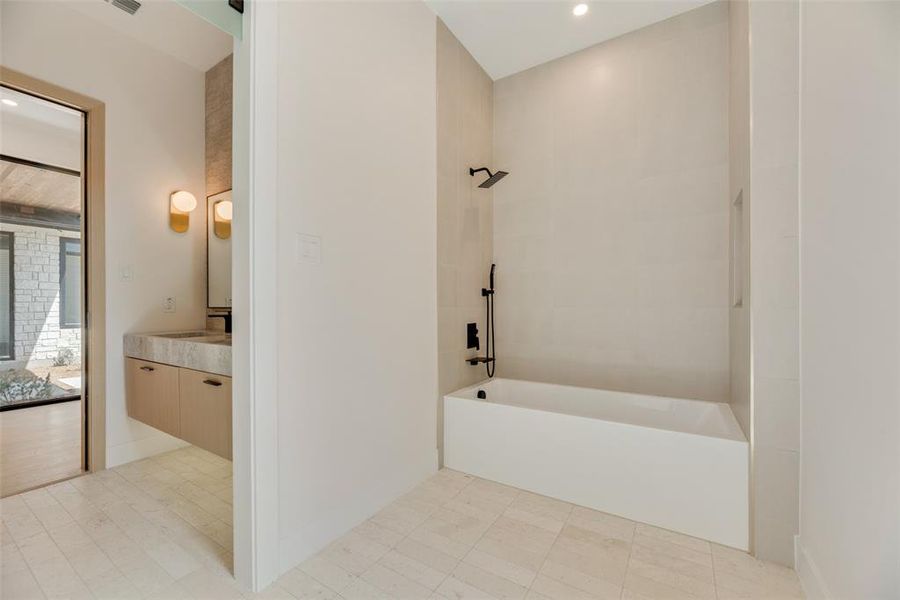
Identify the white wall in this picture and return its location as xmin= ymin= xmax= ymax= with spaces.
xmin=493 ymin=1 xmax=730 ymax=404
xmin=1 ymin=1 xmax=208 ymax=466
xmin=275 ymin=1 xmax=438 ymax=571
xmin=798 ymin=2 xmax=900 ymax=598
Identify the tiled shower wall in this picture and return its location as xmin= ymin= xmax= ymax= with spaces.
xmin=748 ymin=0 xmax=801 ymax=566
xmin=492 ymin=2 xmax=730 ymax=403
xmin=436 ymin=20 xmax=494 ymax=464
xmin=731 ymin=0 xmax=801 ymax=566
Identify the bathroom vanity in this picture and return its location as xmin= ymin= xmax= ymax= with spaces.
xmin=124 ymin=331 xmax=232 ymax=459
xmin=123 ymin=186 xmax=235 ymax=459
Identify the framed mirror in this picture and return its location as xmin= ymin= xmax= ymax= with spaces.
xmin=207 ymin=189 xmax=232 ymax=309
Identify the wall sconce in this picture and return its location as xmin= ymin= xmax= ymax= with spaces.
xmin=214 ymin=199 xmax=233 ymax=239
xmin=169 ymin=190 xmax=197 ymax=233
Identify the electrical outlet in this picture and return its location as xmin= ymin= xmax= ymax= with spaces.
xmin=121 ymin=266 xmax=133 ymax=282
xmin=163 ymin=297 xmax=176 ymax=313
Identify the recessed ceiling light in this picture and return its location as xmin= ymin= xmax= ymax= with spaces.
xmin=573 ymin=3 xmax=588 ymax=16
xmin=1 ymin=99 xmax=18 ymax=107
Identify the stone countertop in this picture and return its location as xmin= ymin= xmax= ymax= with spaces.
xmin=124 ymin=331 xmax=232 ymax=377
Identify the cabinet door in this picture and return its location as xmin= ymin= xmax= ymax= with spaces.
xmin=125 ymin=358 xmax=180 ymax=437
xmin=179 ymin=368 xmax=232 ymax=460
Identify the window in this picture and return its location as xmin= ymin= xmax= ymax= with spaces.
xmin=0 ymin=232 xmax=12 ymax=360
xmin=59 ymin=238 xmax=81 ymax=328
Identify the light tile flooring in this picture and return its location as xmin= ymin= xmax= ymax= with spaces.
xmin=1 ymin=449 xmax=804 ymax=600
xmin=1 ymin=446 xmax=233 ymax=600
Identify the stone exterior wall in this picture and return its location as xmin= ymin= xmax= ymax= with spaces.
xmin=1 ymin=222 xmax=81 ymax=367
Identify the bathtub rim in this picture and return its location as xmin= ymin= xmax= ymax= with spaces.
xmin=444 ymin=377 xmax=748 ymax=444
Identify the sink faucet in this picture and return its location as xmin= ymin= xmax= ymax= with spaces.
xmin=210 ymin=312 xmax=232 ymax=334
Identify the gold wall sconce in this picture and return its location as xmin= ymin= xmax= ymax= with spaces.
xmin=169 ymin=190 xmax=197 ymax=233
xmin=213 ymin=199 xmax=233 ymax=239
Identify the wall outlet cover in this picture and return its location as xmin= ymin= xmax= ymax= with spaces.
xmin=163 ymin=297 xmax=176 ymax=313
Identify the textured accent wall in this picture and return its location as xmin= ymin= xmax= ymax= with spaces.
xmin=493 ymin=2 xmax=730 ymax=404
xmin=436 ymin=19 xmax=494 ymax=464
xmin=206 ymin=54 xmax=233 ymax=198
xmin=205 ymin=54 xmax=232 ymax=326
xmin=0 ymin=224 xmax=81 ymax=364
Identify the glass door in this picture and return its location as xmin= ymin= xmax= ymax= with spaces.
xmin=0 ymin=85 xmax=86 ymax=497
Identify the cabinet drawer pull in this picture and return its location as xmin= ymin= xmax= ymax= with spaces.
xmin=140 ymin=366 xmax=155 ymax=372
xmin=203 ymin=379 xmax=223 ymax=387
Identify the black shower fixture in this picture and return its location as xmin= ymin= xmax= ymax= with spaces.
xmin=469 ymin=167 xmax=509 ymax=189
xmin=466 ymin=264 xmax=497 ymax=378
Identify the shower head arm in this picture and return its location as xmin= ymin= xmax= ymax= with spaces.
xmin=469 ymin=167 xmax=494 ymax=178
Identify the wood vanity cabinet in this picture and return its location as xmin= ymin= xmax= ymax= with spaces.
xmin=125 ymin=357 xmax=232 ymax=459
xmin=179 ymin=369 xmax=232 ymax=460
xmin=125 ymin=358 xmax=181 ymax=437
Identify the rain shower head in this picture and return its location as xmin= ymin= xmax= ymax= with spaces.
xmin=469 ymin=167 xmax=509 ymax=189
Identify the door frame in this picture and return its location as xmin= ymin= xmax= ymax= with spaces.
xmin=231 ymin=0 xmax=280 ymax=590
xmin=0 ymin=67 xmax=107 ymax=473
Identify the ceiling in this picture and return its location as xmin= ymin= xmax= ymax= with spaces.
xmin=427 ymin=0 xmax=717 ymax=80
xmin=1 ymin=87 xmax=83 ymax=172
xmin=1 ymin=160 xmax=81 ymax=214
xmin=65 ymin=0 xmax=233 ymax=72
xmin=1 ymin=87 xmax=82 ymax=132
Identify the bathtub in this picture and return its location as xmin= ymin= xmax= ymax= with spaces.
xmin=443 ymin=378 xmax=749 ymax=550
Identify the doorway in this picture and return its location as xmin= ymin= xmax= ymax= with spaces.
xmin=0 ymin=72 xmax=106 ymax=497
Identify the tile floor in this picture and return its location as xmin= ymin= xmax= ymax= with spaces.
xmin=1 ymin=446 xmax=233 ymax=600
xmin=1 ymin=448 xmax=804 ymax=599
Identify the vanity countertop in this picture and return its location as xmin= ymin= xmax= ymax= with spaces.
xmin=124 ymin=331 xmax=232 ymax=376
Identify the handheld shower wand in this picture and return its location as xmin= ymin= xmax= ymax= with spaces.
xmin=467 ymin=263 xmax=497 ymax=377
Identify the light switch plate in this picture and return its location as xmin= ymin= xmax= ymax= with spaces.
xmin=297 ymin=233 xmax=322 ymax=264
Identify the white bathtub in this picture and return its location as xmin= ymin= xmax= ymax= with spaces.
xmin=443 ymin=378 xmax=749 ymax=550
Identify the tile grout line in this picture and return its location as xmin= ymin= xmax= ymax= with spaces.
xmin=7 ymin=524 xmax=56 ymax=600
xmin=618 ymin=523 xmax=636 ymax=600
xmin=15 ymin=486 xmax=117 ymax=598
xmin=63 ymin=450 xmax=232 ymax=594
xmin=375 ymin=471 xmax=481 ymax=600
xmin=711 ymin=545 xmax=722 ymax=600
xmin=22 ymin=487 xmax=111 ymax=598
xmin=526 ymin=499 xmax=575 ymax=597
xmin=304 ymin=470 xmax=477 ymax=599
xmin=440 ymin=478 xmax=525 ymax=596
xmin=3 ymin=447 xmax=236 ymax=600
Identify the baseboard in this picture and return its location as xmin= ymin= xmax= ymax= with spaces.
xmin=106 ymin=432 xmax=190 ymax=468
xmin=795 ymin=535 xmax=832 ymax=600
